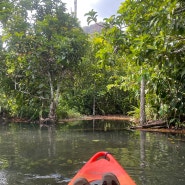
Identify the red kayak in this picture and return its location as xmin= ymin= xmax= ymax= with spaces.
xmin=68 ymin=151 xmax=136 ymax=185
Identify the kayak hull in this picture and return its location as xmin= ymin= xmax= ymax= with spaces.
xmin=68 ymin=151 xmax=136 ymax=185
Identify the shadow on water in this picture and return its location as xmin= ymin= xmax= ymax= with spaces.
xmin=57 ymin=119 xmax=133 ymax=132
xmin=0 ymin=120 xmax=185 ymax=185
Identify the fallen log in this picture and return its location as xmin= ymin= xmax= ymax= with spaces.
xmin=151 ymin=125 xmax=167 ymax=129
xmin=130 ymin=120 xmax=167 ymax=129
xmin=142 ymin=120 xmax=167 ymax=128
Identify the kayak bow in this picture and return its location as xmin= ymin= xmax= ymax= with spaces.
xmin=68 ymin=151 xmax=136 ymax=185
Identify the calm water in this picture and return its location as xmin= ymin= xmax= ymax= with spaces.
xmin=0 ymin=120 xmax=185 ymax=185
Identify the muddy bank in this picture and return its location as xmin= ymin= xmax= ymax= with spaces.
xmin=2 ymin=115 xmax=184 ymax=134
xmin=59 ymin=115 xmax=185 ymax=134
xmin=59 ymin=115 xmax=131 ymax=122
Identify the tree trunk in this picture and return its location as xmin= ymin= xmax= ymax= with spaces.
xmin=48 ymin=99 xmax=56 ymax=120
xmin=48 ymin=85 xmax=61 ymax=122
xmin=47 ymin=72 xmax=61 ymax=123
xmin=140 ymin=76 xmax=146 ymax=125
xmin=93 ymin=95 xmax=96 ymax=116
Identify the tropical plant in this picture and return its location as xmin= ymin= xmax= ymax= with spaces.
xmin=0 ymin=0 xmax=88 ymax=122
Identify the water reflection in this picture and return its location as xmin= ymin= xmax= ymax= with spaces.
xmin=0 ymin=121 xmax=184 ymax=185
xmin=139 ymin=131 xmax=147 ymax=185
xmin=0 ymin=170 xmax=7 ymax=185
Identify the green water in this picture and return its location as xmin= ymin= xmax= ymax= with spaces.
xmin=0 ymin=120 xmax=184 ymax=185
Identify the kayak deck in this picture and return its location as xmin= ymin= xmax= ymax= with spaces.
xmin=68 ymin=151 xmax=136 ymax=185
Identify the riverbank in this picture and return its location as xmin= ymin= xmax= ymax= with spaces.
xmin=59 ymin=115 xmax=131 ymax=122
xmin=2 ymin=115 xmax=185 ymax=134
xmin=59 ymin=115 xmax=185 ymax=134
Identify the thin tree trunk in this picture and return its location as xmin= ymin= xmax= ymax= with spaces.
xmin=48 ymin=72 xmax=57 ymax=122
xmin=48 ymin=100 xmax=56 ymax=120
xmin=55 ymin=83 xmax=61 ymax=106
xmin=93 ymin=95 xmax=96 ymax=116
xmin=48 ymin=72 xmax=54 ymax=119
xmin=140 ymin=76 xmax=146 ymax=125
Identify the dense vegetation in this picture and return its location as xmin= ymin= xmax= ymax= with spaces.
xmin=0 ymin=0 xmax=185 ymax=127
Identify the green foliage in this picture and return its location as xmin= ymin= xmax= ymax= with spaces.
xmin=128 ymin=106 xmax=140 ymax=120
xmin=0 ymin=0 xmax=88 ymax=120
xmin=0 ymin=0 xmax=185 ymax=127
xmin=128 ymin=103 xmax=158 ymax=121
xmin=56 ymin=96 xmax=81 ymax=119
xmin=114 ymin=0 xmax=185 ymax=126
xmin=85 ymin=9 xmax=98 ymax=25
xmin=84 ymin=0 xmax=185 ymax=126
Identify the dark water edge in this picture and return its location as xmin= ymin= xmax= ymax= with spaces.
xmin=0 ymin=120 xmax=185 ymax=185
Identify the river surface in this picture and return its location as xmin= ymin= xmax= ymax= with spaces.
xmin=0 ymin=120 xmax=185 ymax=185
